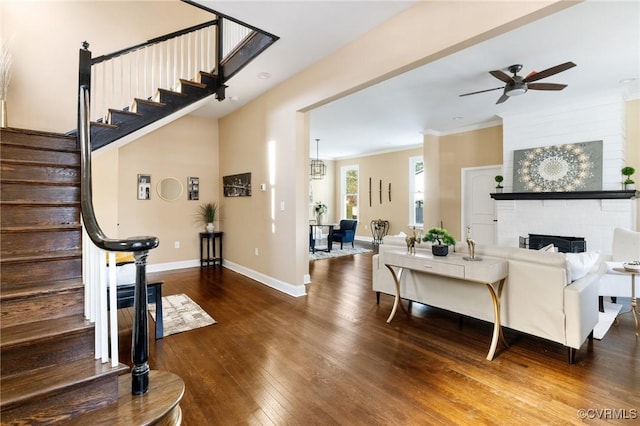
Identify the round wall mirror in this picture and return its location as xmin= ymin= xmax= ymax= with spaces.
xmin=157 ymin=177 xmax=183 ymax=201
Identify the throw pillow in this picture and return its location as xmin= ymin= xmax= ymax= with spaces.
xmin=539 ymin=243 xmax=556 ymax=252
xmin=565 ymin=251 xmax=600 ymax=282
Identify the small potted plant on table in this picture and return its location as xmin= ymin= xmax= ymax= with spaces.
xmin=494 ymin=175 xmax=504 ymax=193
xmin=622 ymin=166 xmax=635 ymax=190
xmin=422 ymin=227 xmax=456 ymax=256
xmin=198 ymin=202 xmax=218 ymax=232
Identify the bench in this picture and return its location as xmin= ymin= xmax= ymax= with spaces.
xmin=108 ymin=281 xmax=164 ymax=340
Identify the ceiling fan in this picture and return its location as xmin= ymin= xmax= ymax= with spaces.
xmin=459 ymin=62 xmax=576 ymax=104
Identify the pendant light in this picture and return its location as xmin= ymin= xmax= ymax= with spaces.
xmin=310 ymin=138 xmax=326 ymax=180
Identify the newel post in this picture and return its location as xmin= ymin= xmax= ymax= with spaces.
xmin=131 ymin=250 xmax=150 ymax=395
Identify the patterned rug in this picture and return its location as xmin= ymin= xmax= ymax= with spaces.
xmin=593 ymin=300 xmax=624 ymax=340
xmin=309 ymin=247 xmax=372 ymax=261
xmin=149 ymin=293 xmax=216 ymax=337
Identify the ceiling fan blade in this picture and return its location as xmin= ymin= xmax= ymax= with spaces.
xmin=527 ymin=82 xmax=568 ymax=91
xmin=489 ymin=70 xmax=513 ymax=83
xmin=459 ymin=86 xmax=505 ymax=97
xmin=524 ymin=61 xmax=576 ymax=82
xmin=496 ymin=93 xmax=509 ymax=104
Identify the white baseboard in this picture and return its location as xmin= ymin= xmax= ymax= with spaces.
xmin=147 ymin=259 xmax=200 ymax=273
xmin=148 ymin=259 xmax=307 ymax=297
xmin=223 ymin=260 xmax=307 ymax=297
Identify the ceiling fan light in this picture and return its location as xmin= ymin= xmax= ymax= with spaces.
xmin=506 ymin=82 xmax=528 ymax=97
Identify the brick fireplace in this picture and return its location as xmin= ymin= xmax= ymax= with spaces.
xmin=495 ymin=93 xmax=637 ymax=254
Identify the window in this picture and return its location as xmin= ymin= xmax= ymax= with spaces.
xmin=409 ymin=156 xmax=424 ymax=227
xmin=341 ymin=165 xmax=359 ymax=220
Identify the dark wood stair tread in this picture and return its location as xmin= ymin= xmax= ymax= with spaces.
xmin=0 ymin=140 xmax=79 ymax=154
xmin=2 ymin=223 xmax=82 ymax=233
xmin=65 ymin=370 xmax=185 ymax=426
xmin=1 ymin=158 xmax=80 ymax=168
xmin=133 ymin=98 xmax=166 ymax=107
xmin=0 ymin=200 xmax=80 ymax=206
xmin=0 ymin=249 xmax=82 ymax=264
xmin=0 ymin=314 xmax=92 ymax=349
xmin=179 ymin=78 xmax=207 ymax=89
xmin=157 ymin=88 xmax=188 ymax=98
xmin=0 ymin=358 xmax=129 ymax=411
xmin=0 ymin=278 xmax=84 ymax=301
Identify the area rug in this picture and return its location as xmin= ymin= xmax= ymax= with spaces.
xmin=149 ymin=293 xmax=216 ymax=337
xmin=309 ymin=247 xmax=372 ymax=261
xmin=593 ymin=301 xmax=623 ymax=340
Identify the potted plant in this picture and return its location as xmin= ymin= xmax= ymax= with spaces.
xmin=494 ymin=175 xmax=504 ymax=193
xmin=197 ymin=202 xmax=218 ymax=232
xmin=621 ymin=166 xmax=635 ymax=190
xmin=314 ymin=201 xmax=327 ymax=225
xmin=422 ymin=227 xmax=456 ymax=256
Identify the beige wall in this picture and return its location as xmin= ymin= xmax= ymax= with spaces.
xmin=93 ymin=115 xmax=219 ymax=265
xmin=335 ymin=148 xmax=422 ymax=239
xmin=1 ymin=0 xmax=210 ymax=132
xmin=626 ymin=99 xmax=640 ymax=229
xmin=4 ymin=0 xmax=574 ymax=292
xmin=219 ymin=1 xmax=566 ymax=292
xmin=437 ymin=125 xmax=503 ymax=241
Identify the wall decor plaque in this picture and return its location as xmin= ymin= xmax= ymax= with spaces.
xmin=513 ymin=140 xmax=602 ymax=192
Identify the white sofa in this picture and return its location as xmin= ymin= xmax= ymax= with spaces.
xmin=372 ymin=237 xmax=603 ymax=363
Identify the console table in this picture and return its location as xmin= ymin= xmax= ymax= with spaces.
xmin=309 ymin=224 xmax=335 ymax=253
xmin=382 ymin=251 xmax=508 ymax=360
xmin=200 ymin=232 xmax=223 ymax=267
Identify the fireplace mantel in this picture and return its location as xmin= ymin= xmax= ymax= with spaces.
xmin=490 ymin=190 xmax=638 ymax=200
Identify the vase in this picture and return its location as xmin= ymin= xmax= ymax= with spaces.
xmin=495 ymin=187 xmax=503 ymax=193
xmin=316 ymin=214 xmax=323 ymax=225
xmin=0 ymin=100 xmax=6 ymax=128
xmin=206 ymin=223 xmax=215 ymax=233
xmin=432 ymin=245 xmax=449 ymax=256
xmin=625 ymin=183 xmax=636 ymax=191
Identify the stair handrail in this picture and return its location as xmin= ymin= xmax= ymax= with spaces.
xmin=91 ymin=19 xmax=218 ymax=65
xmin=79 ymin=43 xmax=159 ymax=396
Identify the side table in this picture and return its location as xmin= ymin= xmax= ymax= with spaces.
xmin=200 ymin=232 xmax=223 ymax=267
xmin=612 ymin=267 xmax=639 ymax=337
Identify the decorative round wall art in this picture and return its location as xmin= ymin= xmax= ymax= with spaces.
xmin=513 ymin=141 xmax=603 ymax=192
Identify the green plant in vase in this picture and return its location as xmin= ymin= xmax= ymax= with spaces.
xmin=422 ymin=227 xmax=456 ymax=256
xmin=197 ymin=202 xmax=218 ymax=232
xmin=494 ymin=175 xmax=504 ymax=192
xmin=621 ymin=166 xmax=635 ymax=190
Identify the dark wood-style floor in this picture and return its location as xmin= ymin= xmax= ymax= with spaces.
xmin=117 ymin=249 xmax=639 ymax=425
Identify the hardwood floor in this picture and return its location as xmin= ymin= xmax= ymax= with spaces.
xmin=117 ymin=251 xmax=639 ymax=425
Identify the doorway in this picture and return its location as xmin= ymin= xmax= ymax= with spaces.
xmin=462 ymin=166 xmax=501 ymax=245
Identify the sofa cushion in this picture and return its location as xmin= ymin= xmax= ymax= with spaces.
xmin=565 ymin=251 xmax=600 ymax=281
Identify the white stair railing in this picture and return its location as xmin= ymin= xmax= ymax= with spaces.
xmin=82 ymin=226 xmax=120 ymax=367
xmin=90 ymin=17 xmax=253 ymax=124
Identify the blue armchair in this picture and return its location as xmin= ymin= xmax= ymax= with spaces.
xmin=331 ymin=219 xmax=358 ymax=249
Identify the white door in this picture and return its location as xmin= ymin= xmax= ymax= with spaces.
xmin=462 ymin=166 xmax=500 ymax=245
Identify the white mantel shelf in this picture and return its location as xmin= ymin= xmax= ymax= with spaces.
xmin=490 ymin=190 xmax=638 ymax=201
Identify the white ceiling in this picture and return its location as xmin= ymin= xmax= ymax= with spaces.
xmin=190 ymin=1 xmax=640 ymax=160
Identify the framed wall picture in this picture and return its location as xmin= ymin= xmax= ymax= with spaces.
xmin=188 ymin=176 xmax=199 ymax=200
xmin=223 ymin=172 xmax=252 ymax=197
xmin=513 ymin=140 xmax=603 ymax=192
xmin=137 ymin=174 xmax=151 ymax=200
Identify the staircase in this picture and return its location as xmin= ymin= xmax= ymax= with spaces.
xmin=0 ymin=4 xmax=277 ymax=422
xmin=84 ymin=72 xmax=224 ymax=150
xmin=0 ymin=128 xmax=183 ymax=424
